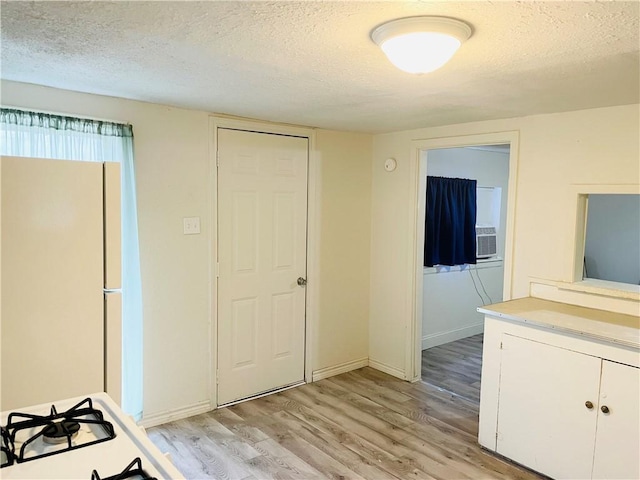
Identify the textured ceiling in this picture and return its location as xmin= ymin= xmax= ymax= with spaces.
xmin=1 ymin=1 xmax=638 ymax=133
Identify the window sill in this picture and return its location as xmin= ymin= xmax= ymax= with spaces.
xmin=423 ymin=257 xmax=503 ymax=275
xmin=557 ymin=278 xmax=640 ymax=301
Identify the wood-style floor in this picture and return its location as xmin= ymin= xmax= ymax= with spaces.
xmin=149 ymin=337 xmax=543 ymax=480
xmin=421 ymin=334 xmax=483 ymax=405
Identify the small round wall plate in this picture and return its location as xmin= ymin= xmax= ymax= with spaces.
xmin=384 ymin=158 xmax=397 ymax=172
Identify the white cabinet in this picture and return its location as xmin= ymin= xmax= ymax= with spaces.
xmin=496 ymin=335 xmax=639 ymax=479
xmin=478 ymin=298 xmax=640 ymax=480
xmin=497 ymin=335 xmax=600 ymax=479
xmin=592 ymin=359 xmax=640 ymax=480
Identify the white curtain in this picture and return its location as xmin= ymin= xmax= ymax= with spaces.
xmin=1 ymin=109 xmax=144 ymax=420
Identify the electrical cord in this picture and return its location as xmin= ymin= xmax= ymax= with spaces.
xmin=468 ymin=266 xmax=486 ymax=305
xmin=473 ymin=264 xmax=493 ymax=304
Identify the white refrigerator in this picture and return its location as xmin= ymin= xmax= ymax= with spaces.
xmin=0 ymin=156 xmax=122 ymax=411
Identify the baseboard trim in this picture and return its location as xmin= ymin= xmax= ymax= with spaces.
xmin=139 ymin=400 xmax=212 ymax=429
xmin=312 ymin=357 xmax=369 ymax=382
xmin=422 ymin=323 xmax=484 ymax=350
xmin=368 ymin=359 xmax=406 ymax=380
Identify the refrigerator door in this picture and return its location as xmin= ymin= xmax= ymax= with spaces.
xmin=104 ymin=162 xmax=121 ymax=290
xmin=1 ymin=156 xmax=104 ymax=410
xmin=104 ymin=162 xmax=123 ymax=406
xmin=105 ymin=291 xmax=122 ymax=406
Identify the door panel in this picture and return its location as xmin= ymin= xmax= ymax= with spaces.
xmin=273 ymin=193 xmax=296 ymax=269
xmin=231 ymin=297 xmax=258 ymax=368
xmin=497 ymin=334 xmax=601 ymax=480
xmin=592 ymin=361 xmax=640 ymax=480
xmin=232 ymin=192 xmax=258 ymax=273
xmin=1 ymin=156 xmax=104 ymax=410
xmin=272 ymin=292 xmax=294 ymax=358
xmin=217 ymin=129 xmax=308 ymax=405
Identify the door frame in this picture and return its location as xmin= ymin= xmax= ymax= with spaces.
xmin=208 ymin=116 xmax=318 ymax=408
xmin=408 ymin=131 xmax=520 ymax=381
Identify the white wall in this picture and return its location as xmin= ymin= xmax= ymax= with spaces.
xmin=422 ymin=147 xmax=509 ymax=349
xmin=315 ymin=130 xmax=371 ymax=371
xmin=422 ymin=263 xmax=503 ymax=349
xmin=1 ymin=80 xmax=373 ymax=420
xmin=371 ymin=104 xmax=640 ymax=378
xmin=2 ymin=81 xmax=212 ymax=419
xmin=584 ymin=194 xmax=640 ymax=285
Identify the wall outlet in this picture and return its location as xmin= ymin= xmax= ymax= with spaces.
xmin=183 ymin=217 xmax=201 ymax=235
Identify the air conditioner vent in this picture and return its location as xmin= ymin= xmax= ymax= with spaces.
xmin=476 ymin=226 xmax=495 ymax=235
xmin=476 ymin=226 xmax=497 ymax=259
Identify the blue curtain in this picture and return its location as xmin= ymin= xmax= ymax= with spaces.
xmin=424 ymin=176 xmax=477 ymax=267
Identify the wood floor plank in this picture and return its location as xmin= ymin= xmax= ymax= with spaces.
xmin=422 ymin=334 xmax=484 ymax=404
xmin=286 ymin=425 xmax=405 ymax=479
xmin=149 ymin=335 xmax=545 ymax=479
xmin=256 ymin=417 xmax=369 ymax=480
xmin=321 ymin=376 xmax=507 ymax=479
xmin=314 ymin=377 xmax=511 ymax=480
xmin=276 ymin=403 xmax=433 ymax=480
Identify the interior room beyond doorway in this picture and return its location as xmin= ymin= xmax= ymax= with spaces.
xmin=420 ymin=145 xmax=510 ymax=385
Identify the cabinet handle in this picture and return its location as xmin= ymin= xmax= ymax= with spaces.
xmin=585 ymin=401 xmax=594 ymax=409
xmin=601 ymin=405 xmax=610 ymax=414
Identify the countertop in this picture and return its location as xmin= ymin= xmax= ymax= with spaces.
xmin=478 ymin=297 xmax=640 ymax=349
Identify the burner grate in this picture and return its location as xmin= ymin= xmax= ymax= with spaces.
xmin=3 ymin=397 xmax=116 ymax=464
xmin=1 ymin=427 xmax=14 ymax=467
xmin=91 ymin=457 xmax=158 ymax=480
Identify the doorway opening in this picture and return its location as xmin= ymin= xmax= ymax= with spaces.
xmin=413 ymin=140 xmax=516 ymax=402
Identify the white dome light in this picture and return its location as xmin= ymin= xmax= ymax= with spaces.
xmin=371 ymin=16 xmax=472 ymax=74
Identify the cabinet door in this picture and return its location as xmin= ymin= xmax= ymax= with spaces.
xmin=592 ymin=360 xmax=640 ymax=480
xmin=497 ymin=334 xmax=601 ymax=479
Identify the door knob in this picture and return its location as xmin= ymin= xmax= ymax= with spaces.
xmin=601 ymin=405 xmax=610 ymax=414
xmin=297 ymin=277 xmax=307 ymax=287
xmin=585 ymin=401 xmax=594 ymax=409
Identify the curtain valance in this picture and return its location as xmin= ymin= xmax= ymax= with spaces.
xmin=1 ymin=108 xmax=132 ymax=137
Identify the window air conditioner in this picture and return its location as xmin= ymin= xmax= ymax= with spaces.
xmin=476 ymin=226 xmax=497 ymax=259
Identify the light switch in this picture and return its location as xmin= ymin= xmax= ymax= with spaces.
xmin=183 ymin=217 xmax=201 ymax=235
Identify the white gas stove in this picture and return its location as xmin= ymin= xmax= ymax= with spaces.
xmin=0 ymin=393 xmax=183 ymax=479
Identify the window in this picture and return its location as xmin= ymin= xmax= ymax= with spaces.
xmin=1 ymin=108 xmax=144 ymax=420
xmin=584 ymin=194 xmax=640 ymax=285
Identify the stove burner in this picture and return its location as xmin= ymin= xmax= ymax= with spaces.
xmin=91 ymin=457 xmax=158 ymax=480
xmin=2 ymin=397 xmax=116 ymax=464
xmin=41 ymin=420 xmax=81 ymax=444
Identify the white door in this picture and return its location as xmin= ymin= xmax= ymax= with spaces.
xmin=496 ymin=334 xmax=601 ymax=480
xmin=592 ymin=360 xmax=640 ymax=480
xmin=217 ymin=129 xmax=308 ymax=405
xmin=1 ymin=156 xmax=104 ymax=410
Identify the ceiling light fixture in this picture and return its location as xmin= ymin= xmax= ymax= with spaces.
xmin=371 ymin=16 xmax=472 ymax=74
